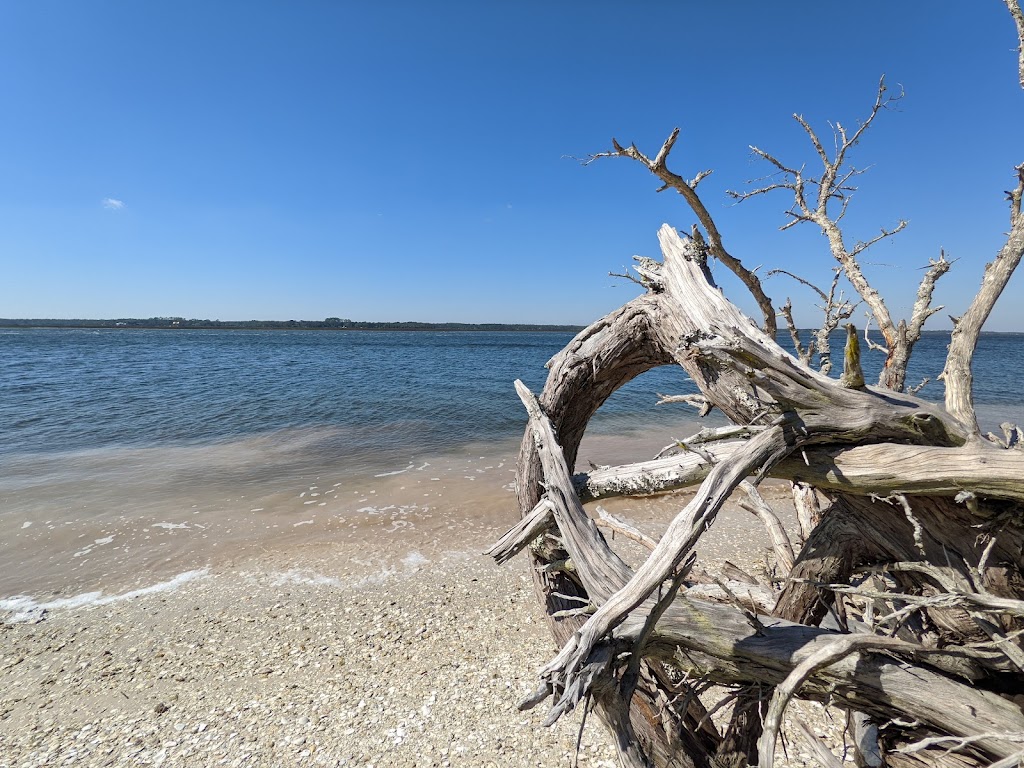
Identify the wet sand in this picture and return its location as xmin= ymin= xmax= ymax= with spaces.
xmin=1 ymin=417 xmax=733 ymax=605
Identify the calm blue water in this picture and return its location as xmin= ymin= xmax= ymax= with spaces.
xmin=1 ymin=328 xmax=1021 ymax=459
xmin=1 ymin=327 xmax=1021 ymax=603
xmin=0 ymin=329 xmax=696 ymax=460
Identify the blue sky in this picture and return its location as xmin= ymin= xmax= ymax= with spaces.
xmin=1 ymin=2 xmax=1022 ymax=328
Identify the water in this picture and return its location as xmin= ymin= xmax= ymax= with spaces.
xmin=0 ymin=329 xmax=698 ymax=459
xmin=1 ymin=327 xmax=1021 ymax=608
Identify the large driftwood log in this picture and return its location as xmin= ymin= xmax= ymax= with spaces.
xmin=493 ymin=224 xmax=1024 ymax=768
xmin=576 ymin=440 xmax=1024 ymax=505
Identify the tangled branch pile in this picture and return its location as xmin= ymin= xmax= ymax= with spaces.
xmin=489 ymin=4 xmax=1024 ymax=766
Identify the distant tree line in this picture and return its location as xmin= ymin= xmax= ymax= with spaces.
xmin=0 ymin=317 xmax=585 ymax=332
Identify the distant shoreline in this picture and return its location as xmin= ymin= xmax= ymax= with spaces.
xmin=0 ymin=318 xmax=585 ymax=332
xmin=3 ymin=319 xmax=1022 ymax=336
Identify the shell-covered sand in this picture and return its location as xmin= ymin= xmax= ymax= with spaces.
xmin=2 ymin=497 xmax=845 ymax=767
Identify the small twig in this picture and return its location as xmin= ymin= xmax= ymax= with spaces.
xmin=551 ymin=592 xmax=591 ymax=605
xmin=907 ymin=377 xmax=930 ymax=395
xmin=608 ymin=270 xmax=648 ymax=288
xmin=655 ymin=392 xmax=714 ymax=417
xmin=862 ymin=313 xmax=889 ymax=354
xmin=654 ymin=424 xmax=763 ymax=458
xmin=896 ymin=732 xmax=1024 ymax=757
xmin=766 ymin=268 xmax=830 ymax=302
xmin=672 ymin=439 xmax=716 ymax=465
xmin=850 ymin=221 xmax=908 ymax=258
xmin=819 ymin=581 xmax=1024 ymax=620
xmin=594 ymin=507 xmax=658 ymax=552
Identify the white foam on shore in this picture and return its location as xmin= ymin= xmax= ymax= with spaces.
xmin=267 ymin=551 xmax=431 ymax=592
xmin=374 ymin=463 xmax=414 ymax=478
xmin=72 ymin=535 xmax=117 ymax=558
xmin=0 ymin=568 xmax=210 ymax=624
xmin=402 ymin=551 xmax=428 ymax=570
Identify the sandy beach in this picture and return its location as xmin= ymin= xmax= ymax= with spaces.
xmin=1 ymin=547 xmax=622 ymax=768
xmin=1 ymin=480 xmax=846 ymax=768
xmin=0 ymin=355 xmax=843 ymax=768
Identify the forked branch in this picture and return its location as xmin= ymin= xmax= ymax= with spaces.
xmin=732 ymin=77 xmax=956 ymax=391
xmin=768 ymin=267 xmax=857 ymax=375
xmin=580 ymin=130 xmax=777 ymax=336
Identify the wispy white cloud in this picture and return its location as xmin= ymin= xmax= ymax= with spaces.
xmin=102 ymin=198 xmax=125 ymax=210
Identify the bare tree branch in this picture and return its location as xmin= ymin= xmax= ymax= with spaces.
xmin=594 ymin=506 xmax=658 ymax=552
xmin=850 ymin=220 xmax=908 ymax=258
xmin=907 ymin=250 xmax=953 ymax=342
xmin=581 ymin=128 xmax=777 ymax=336
xmin=767 ymin=268 xmax=830 ymax=302
xmin=877 ymin=250 xmax=954 ymax=391
xmin=758 ymin=635 xmax=925 ymax=768
xmin=738 ymin=481 xmax=796 ymax=574
xmin=778 ymin=297 xmax=812 ymax=364
xmin=767 ymin=268 xmax=857 ymax=375
xmin=1007 ymin=0 xmax=1024 ymax=89
xmin=863 ymin=313 xmax=890 ymax=354
xmin=734 ymin=78 xmax=956 ymax=390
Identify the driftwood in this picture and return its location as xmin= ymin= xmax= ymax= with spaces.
xmin=490 ymin=11 xmax=1024 ymax=766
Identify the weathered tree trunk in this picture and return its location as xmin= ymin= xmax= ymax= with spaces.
xmin=491 ymin=225 xmax=1024 ymax=768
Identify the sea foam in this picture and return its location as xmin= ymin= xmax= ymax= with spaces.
xmin=0 ymin=568 xmax=209 ymax=624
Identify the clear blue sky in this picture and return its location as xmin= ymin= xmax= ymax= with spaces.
xmin=1 ymin=2 xmax=1022 ymax=328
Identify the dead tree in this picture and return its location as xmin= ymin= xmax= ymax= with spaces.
xmin=489 ymin=4 xmax=1024 ymax=766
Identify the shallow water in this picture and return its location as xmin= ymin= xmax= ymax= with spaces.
xmin=1 ymin=328 xmax=1021 ymax=604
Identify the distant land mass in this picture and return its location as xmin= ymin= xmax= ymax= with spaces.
xmin=0 ymin=317 xmax=585 ymax=332
xmin=4 ymin=318 xmax=1020 ymax=337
